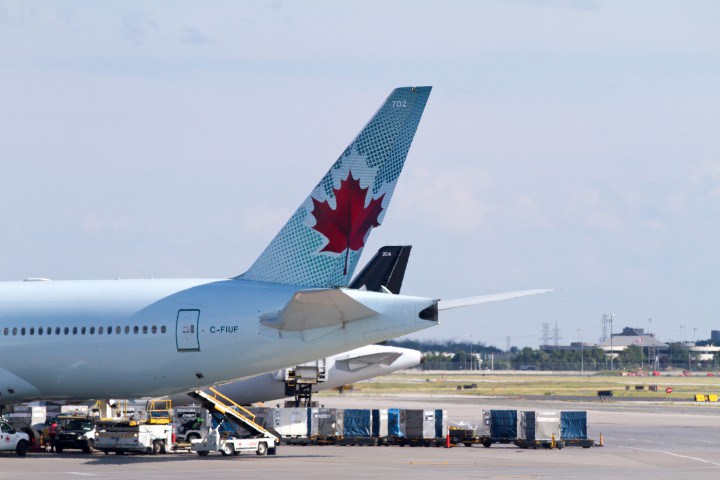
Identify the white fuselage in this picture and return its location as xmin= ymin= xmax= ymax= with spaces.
xmin=0 ymin=278 xmax=436 ymax=403
xmin=172 ymin=344 xmax=422 ymax=406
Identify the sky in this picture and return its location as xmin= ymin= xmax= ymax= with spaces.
xmin=1 ymin=0 xmax=719 ymax=349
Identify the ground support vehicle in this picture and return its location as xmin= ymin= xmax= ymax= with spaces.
xmin=94 ymin=420 xmax=173 ymax=455
xmin=188 ymin=388 xmax=280 ymax=457
xmin=514 ymin=438 xmax=564 ymax=449
xmin=338 ymin=436 xmax=378 ymax=446
xmin=562 ymin=438 xmax=597 ymax=448
xmin=192 ymin=428 xmax=276 ymax=457
xmin=174 ymin=405 xmax=206 ymax=444
xmin=448 ymin=427 xmax=492 ymax=448
xmin=0 ymin=420 xmax=30 ymax=456
xmin=54 ymin=418 xmax=97 ymax=453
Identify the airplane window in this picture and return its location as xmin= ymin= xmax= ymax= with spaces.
xmin=56 ymin=327 xmax=61 ymax=335
xmin=90 ymin=326 xmax=95 ymax=334
xmin=3 ymin=328 xmax=7 ymax=335
xmin=133 ymin=326 xmax=139 ymax=334
xmin=117 ymin=326 xmax=122 ymax=334
xmin=124 ymin=326 xmax=130 ymax=334
xmin=72 ymin=327 xmax=78 ymax=335
xmin=161 ymin=326 xmax=167 ymax=334
xmin=12 ymin=327 xmax=17 ymax=335
xmin=142 ymin=326 xmax=148 ymax=334
xmin=151 ymin=325 xmax=157 ymax=334
xmin=81 ymin=327 xmax=86 ymax=335
xmin=30 ymin=327 xmax=35 ymax=335
xmin=39 ymin=327 xmax=44 ymax=335
xmin=64 ymin=327 xmax=69 ymax=335
xmin=21 ymin=328 xmax=26 ymax=336
xmin=98 ymin=327 xmax=103 ymax=334
xmin=47 ymin=327 xmax=52 ymax=335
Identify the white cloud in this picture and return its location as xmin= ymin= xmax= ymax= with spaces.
xmin=397 ymin=167 xmax=494 ymax=233
xmin=584 ymin=211 xmax=623 ymax=232
xmin=179 ymin=26 xmax=210 ymax=45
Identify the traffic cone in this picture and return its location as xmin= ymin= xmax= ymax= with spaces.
xmin=599 ymin=433 xmax=604 ymax=447
xmin=445 ymin=433 xmax=451 ymax=448
xmin=551 ymin=433 xmax=556 ymax=449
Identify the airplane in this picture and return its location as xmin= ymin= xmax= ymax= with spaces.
xmin=0 ymin=86 xmax=553 ymax=407
xmin=170 ymin=246 xmax=422 ymax=406
xmin=179 ymin=344 xmax=422 ymax=407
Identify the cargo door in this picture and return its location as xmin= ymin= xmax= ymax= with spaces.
xmin=176 ymin=309 xmax=200 ymax=351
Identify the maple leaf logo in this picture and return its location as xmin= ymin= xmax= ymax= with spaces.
xmin=311 ymin=170 xmax=385 ymax=275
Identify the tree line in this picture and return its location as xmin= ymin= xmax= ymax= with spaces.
xmin=386 ymin=339 xmax=719 ymax=371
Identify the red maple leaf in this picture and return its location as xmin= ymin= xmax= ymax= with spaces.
xmin=311 ymin=170 xmax=385 ymax=275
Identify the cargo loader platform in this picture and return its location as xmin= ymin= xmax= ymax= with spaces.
xmin=188 ymin=388 xmax=280 ymax=444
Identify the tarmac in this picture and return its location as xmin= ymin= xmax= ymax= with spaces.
xmin=3 ymin=394 xmax=720 ymax=479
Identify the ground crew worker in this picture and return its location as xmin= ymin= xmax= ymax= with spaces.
xmin=48 ymin=420 xmax=59 ymax=453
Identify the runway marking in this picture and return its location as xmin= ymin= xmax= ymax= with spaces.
xmin=410 ymin=461 xmax=449 ymax=466
xmin=66 ymin=474 xmax=98 ymax=477
xmin=621 ymin=446 xmax=720 ymax=467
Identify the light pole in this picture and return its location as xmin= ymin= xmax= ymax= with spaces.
xmin=609 ymin=313 xmax=614 ymax=371
xmin=470 ymin=334 xmax=474 ymax=371
xmin=646 ymin=318 xmax=652 ymax=372
xmin=578 ymin=328 xmax=584 ymax=375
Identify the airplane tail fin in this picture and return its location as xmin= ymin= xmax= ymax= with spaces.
xmin=349 ymin=245 xmax=412 ymax=294
xmin=239 ymin=87 xmax=431 ymax=287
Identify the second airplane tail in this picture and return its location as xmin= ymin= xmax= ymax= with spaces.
xmin=239 ymin=87 xmax=431 ymax=288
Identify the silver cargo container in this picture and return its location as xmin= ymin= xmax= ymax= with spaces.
xmin=271 ymin=408 xmax=308 ymax=438
xmin=405 ymin=409 xmax=436 ymax=439
xmin=518 ymin=410 xmax=561 ymax=442
xmin=308 ymin=408 xmax=343 ymax=438
xmin=477 ymin=410 xmax=491 ymax=437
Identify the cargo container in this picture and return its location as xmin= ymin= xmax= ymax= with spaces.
xmin=308 ymin=408 xmax=343 ymax=440
xmin=560 ymin=411 xmax=587 ymax=439
xmin=272 ymin=408 xmax=308 ymax=438
xmin=516 ymin=411 xmax=562 ymax=448
xmin=343 ymin=409 xmax=372 ymax=438
xmin=388 ymin=408 xmax=406 ymax=438
xmin=435 ymin=409 xmax=448 ymax=440
xmin=560 ymin=411 xmax=594 ymax=447
xmin=405 ymin=410 xmax=436 ymax=440
xmin=489 ymin=409 xmax=517 ymax=445
xmin=372 ymin=409 xmax=388 ymax=438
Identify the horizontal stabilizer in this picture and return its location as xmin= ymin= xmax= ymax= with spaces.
xmin=260 ymin=289 xmax=378 ymax=331
xmin=438 ymin=289 xmax=557 ymax=311
xmin=336 ymin=351 xmax=403 ymax=372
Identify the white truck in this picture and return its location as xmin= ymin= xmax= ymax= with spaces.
xmin=94 ymin=420 xmax=173 ymax=455
xmin=0 ymin=420 xmax=30 ymax=457
xmin=192 ymin=427 xmax=276 ymax=457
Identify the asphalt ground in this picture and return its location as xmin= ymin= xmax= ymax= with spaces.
xmin=2 ymin=394 xmax=720 ymax=479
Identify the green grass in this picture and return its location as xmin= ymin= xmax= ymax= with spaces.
xmin=318 ymin=372 xmax=720 ymax=399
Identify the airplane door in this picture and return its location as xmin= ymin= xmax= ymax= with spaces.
xmin=176 ymin=309 xmax=200 ymax=351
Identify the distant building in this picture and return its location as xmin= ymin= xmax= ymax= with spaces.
xmin=711 ymin=330 xmax=720 ymax=344
xmin=597 ymin=334 xmax=667 ymax=356
xmin=617 ymin=327 xmax=649 ymax=337
xmin=540 ymin=342 xmax=596 ymax=353
xmin=679 ymin=343 xmax=720 ymax=361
